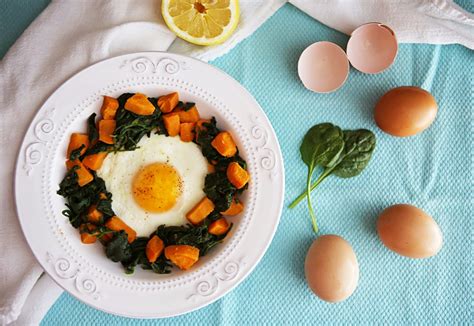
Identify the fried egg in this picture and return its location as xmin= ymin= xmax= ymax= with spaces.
xmin=96 ymin=134 xmax=208 ymax=237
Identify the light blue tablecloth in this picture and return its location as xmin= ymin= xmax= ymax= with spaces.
xmin=4 ymin=2 xmax=472 ymax=325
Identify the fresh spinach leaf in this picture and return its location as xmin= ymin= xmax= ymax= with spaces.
xmin=299 ymin=123 xmax=344 ymax=233
xmin=332 ymin=129 xmax=376 ymax=178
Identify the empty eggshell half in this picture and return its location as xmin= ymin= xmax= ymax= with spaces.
xmin=298 ymin=41 xmax=350 ymax=93
xmin=346 ymin=23 xmax=398 ymax=74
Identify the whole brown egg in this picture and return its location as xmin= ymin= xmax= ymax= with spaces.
xmin=374 ymin=86 xmax=437 ymax=137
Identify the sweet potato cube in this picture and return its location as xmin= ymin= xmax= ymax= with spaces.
xmin=227 ymin=162 xmax=249 ymax=189
xmin=98 ymin=119 xmax=116 ymax=144
xmin=105 ymin=216 xmax=137 ymax=243
xmin=87 ymin=205 xmax=103 ymax=224
xmin=164 ymin=245 xmax=199 ymax=270
xmin=66 ymin=160 xmax=94 ymax=187
xmin=157 ymin=92 xmax=179 ymax=113
xmin=100 ymin=96 xmax=119 ymax=120
xmin=146 ymin=235 xmax=164 ymax=263
xmin=66 ymin=133 xmax=89 ymax=158
xmin=208 ymin=217 xmax=230 ymax=236
xmin=82 ymin=152 xmax=108 ymax=171
xmin=125 ymin=93 xmax=155 ymax=115
xmin=186 ymin=197 xmax=215 ymax=225
xmin=163 ymin=113 xmax=180 ymax=136
xmin=221 ymin=199 xmax=244 ymax=216
xmin=180 ymin=122 xmax=195 ymax=142
xmin=211 ymin=131 xmax=237 ymax=157
xmin=177 ymin=106 xmax=200 ymax=123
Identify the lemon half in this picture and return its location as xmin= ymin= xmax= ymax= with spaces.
xmin=162 ymin=0 xmax=240 ymax=46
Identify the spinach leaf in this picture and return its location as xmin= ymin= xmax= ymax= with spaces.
xmin=84 ymin=141 xmax=111 ymax=156
xmin=289 ymin=125 xmax=376 ymax=234
xmin=87 ymin=113 xmax=98 ymax=143
xmin=299 ymin=123 xmax=344 ymax=233
xmin=204 ymin=172 xmax=235 ymax=212
xmin=121 ymin=237 xmax=172 ymax=274
xmin=69 ymin=144 xmax=85 ymax=161
xmin=332 ymin=129 xmax=376 ymax=178
xmin=106 ymin=231 xmax=132 ymax=262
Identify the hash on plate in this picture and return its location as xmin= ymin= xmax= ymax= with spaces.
xmin=57 ymin=92 xmax=249 ymax=274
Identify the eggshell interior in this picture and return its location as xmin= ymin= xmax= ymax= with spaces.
xmin=298 ymin=41 xmax=349 ymax=93
xmin=347 ymin=23 xmax=398 ymax=74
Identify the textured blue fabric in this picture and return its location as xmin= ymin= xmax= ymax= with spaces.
xmin=35 ymin=3 xmax=472 ymax=325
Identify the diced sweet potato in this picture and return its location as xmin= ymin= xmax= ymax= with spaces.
xmin=163 ymin=113 xmax=180 ymax=137
xmin=79 ymin=223 xmax=97 ymax=244
xmin=66 ymin=160 xmax=94 ymax=187
xmin=105 ymin=216 xmax=137 ymax=243
xmin=125 ymin=93 xmax=155 ymax=115
xmin=146 ymin=235 xmax=164 ymax=263
xmin=66 ymin=133 xmax=89 ymax=158
xmin=186 ymin=197 xmax=215 ymax=225
xmin=87 ymin=205 xmax=103 ymax=224
xmin=227 ymin=162 xmax=249 ymax=189
xmin=100 ymin=96 xmax=119 ymax=120
xmin=157 ymin=92 xmax=179 ymax=113
xmin=208 ymin=217 xmax=230 ymax=236
xmin=211 ymin=131 xmax=237 ymax=157
xmin=221 ymin=199 xmax=244 ymax=216
xmin=82 ymin=152 xmax=108 ymax=171
xmin=207 ymin=163 xmax=215 ymax=173
xmin=180 ymin=122 xmax=195 ymax=142
xmin=98 ymin=119 xmax=116 ymax=144
xmin=176 ymin=106 xmax=200 ymax=123
xmin=164 ymin=245 xmax=199 ymax=270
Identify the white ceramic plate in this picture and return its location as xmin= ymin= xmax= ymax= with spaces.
xmin=15 ymin=52 xmax=284 ymax=318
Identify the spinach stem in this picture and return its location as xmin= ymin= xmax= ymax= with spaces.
xmin=306 ymin=163 xmax=318 ymax=234
xmin=289 ymin=167 xmax=333 ymax=209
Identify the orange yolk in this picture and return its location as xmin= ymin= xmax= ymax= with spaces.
xmin=132 ymin=163 xmax=182 ymax=212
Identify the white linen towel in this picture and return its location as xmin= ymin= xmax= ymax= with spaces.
xmin=1 ymin=0 xmax=472 ymax=324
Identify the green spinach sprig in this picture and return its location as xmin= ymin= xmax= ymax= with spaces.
xmin=290 ymin=123 xmax=376 ymax=233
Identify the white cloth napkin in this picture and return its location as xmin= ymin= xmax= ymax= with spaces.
xmin=1 ymin=0 xmax=472 ymax=324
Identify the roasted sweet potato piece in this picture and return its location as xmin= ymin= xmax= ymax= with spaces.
xmin=211 ymin=131 xmax=237 ymax=157
xmin=105 ymin=216 xmax=137 ymax=243
xmin=100 ymin=96 xmax=119 ymax=120
xmin=66 ymin=160 xmax=94 ymax=187
xmin=66 ymin=133 xmax=89 ymax=158
xmin=98 ymin=119 xmax=116 ymax=144
xmin=176 ymin=106 xmax=200 ymax=123
xmin=208 ymin=217 xmax=230 ymax=236
xmin=82 ymin=152 xmax=108 ymax=171
xmin=157 ymin=92 xmax=179 ymax=113
xmin=164 ymin=245 xmax=199 ymax=270
xmin=87 ymin=205 xmax=103 ymax=224
xmin=221 ymin=199 xmax=244 ymax=216
xmin=207 ymin=163 xmax=215 ymax=173
xmin=180 ymin=122 xmax=195 ymax=142
xmin=186 ymin=197 xmax=215 ymax=225
xmin=163 ymin=113 xmax=180 ymax=136
xmin=227 ymin=162 xmax=249 ymax=189
xmin=79 ymin=223 xmax=97 ymax=244
xmin=146 ymin=235 xmax=164 ymax=263
xmin=125 ymin=93 xmax=155 ymax=115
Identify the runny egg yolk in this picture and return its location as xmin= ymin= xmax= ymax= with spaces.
xmin=132 ymin=163 xmax=182 ymax=213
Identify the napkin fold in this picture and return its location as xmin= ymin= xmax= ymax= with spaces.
xmin=0 ymin=0 xmax=472 ymax=324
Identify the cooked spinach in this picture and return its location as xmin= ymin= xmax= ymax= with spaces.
xmin=122 ymin=237 xmax=172 ymax=275
xmin=87 ymin=113 xmax=99 ymax=143
xmin=69 ymin=144 xmax=85 ymax=161
xmin=106 ymin=231 xmax=132 ymax=262
xmin=289 ymin=124 xmax=376 ymax=233
xmin=204 ymin=172 xmax=235 ymax=212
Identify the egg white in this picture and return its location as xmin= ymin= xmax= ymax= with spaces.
xmin=96 ymin=134 xmax=208 ymax=237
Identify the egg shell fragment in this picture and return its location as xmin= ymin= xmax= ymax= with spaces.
xmin=377 ymin=204 xmax=443 ymax=258
xmin=305 ymin=235 xmax=359 ymax=303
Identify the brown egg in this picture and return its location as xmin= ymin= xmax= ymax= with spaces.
xmin=305 ymin=235 xmax=359 ymax=302
xmin=377 ymin=204 xmax=443 ymax=258
xmin=374 ymin=86 xmax=437 ymax=137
